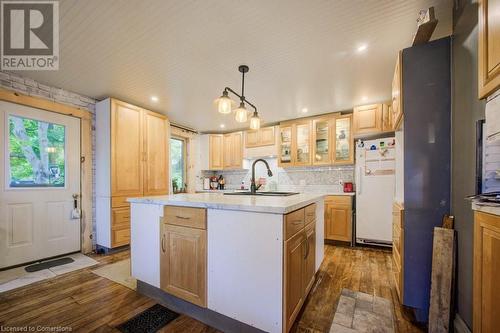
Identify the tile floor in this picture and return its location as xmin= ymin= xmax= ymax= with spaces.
xmin=0 ymin=253 xmax=98 ymax=292
xmin=331 ymin=289 xmax=394 ymax=333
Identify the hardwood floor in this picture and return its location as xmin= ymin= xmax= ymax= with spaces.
xmin=0 ymin=246 xmax=424 ymax=333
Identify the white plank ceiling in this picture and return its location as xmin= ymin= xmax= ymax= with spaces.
xmin=18 ymin=0 xmax=452 ymax=132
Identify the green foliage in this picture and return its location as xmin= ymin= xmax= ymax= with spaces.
xmin=9 ymin=116 xmax=65 ymax=186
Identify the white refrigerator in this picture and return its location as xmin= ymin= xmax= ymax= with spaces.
xmin=355 ymin=137 xmax=395 ymax=246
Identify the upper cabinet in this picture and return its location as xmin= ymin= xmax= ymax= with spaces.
xmin=209 ymin=134 xmax=224 ymax=170
xmin=245 ymin=126 xmax=275 ymax=148
xmin=353 ymin=104 xmax=383 ymax=136
xmin=333 ymin=115 xmax=354 ymax=165
xmin=479 ymin=0 xmax=500 ymax=99
xmin=280 ymin=114 xmax=354 ymax=167
xmin=392 ymin=52 xmax=403 ymax=130
xmin=353 ymin=103 xmax=393 ymax=137
xmin=208 ymin=132 xmax=242 ymax=170
xmin=279 ymin=125 xmax=293 ymax=167
xmin=295 ymin=120 xmax=312 ymax=166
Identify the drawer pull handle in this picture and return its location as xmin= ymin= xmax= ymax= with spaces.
xmin=175 ymin=215 xmax=191 ymax=220
xmin=291 ymin=220 xmax=302 ymax=225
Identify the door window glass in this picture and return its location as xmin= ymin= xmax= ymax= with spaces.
xmin=8 ymin=115 xmax=66 ymax=187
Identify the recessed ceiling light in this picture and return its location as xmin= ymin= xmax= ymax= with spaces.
xmin=151 ymin=96 xmax=159 ymax=102
xmin=220 ymin=124 xmax=225 ymax=129
xmin=357 ymin=44 xmax=368 ymax=53
xmin=362 ymin=96 xmax=368 ymax=101
xmin=301 ymin=108 xmax=308 ymax=113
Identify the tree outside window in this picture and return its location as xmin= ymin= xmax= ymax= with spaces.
xmin=170 ymin=137 xmax=186 ymax=193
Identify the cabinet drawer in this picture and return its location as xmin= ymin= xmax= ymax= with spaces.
xmin=112 ymin=196 xmax=130 ymax=208
xmin=285 ymin=208 xmax=305 ymax=240
xmin=112 ymin=207 xmax=130 ymax=228
xmin=325 ymin=195 xmax=352 ymax=206
xmin=164 ymin=206 xmax=206 ymax=229
xmin=305 ymin=204 xmax=316 ymax=225
xmin=112 ymin=228 xmax=130 ymax=247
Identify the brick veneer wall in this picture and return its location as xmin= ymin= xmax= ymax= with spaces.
xmin=0 ymin=71 xmax=98 ymax=248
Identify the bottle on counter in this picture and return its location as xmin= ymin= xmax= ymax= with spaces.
xmin=218 ymin=175 xmax=225 ymax=190
xmin=240 ymin=181 xmax=245 ymax=190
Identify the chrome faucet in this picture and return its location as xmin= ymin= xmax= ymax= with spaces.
xmin=250 ymin=159 xmax=273 ymax=194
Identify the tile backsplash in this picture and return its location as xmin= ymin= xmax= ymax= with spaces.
xmin=198 ymin=158 xmax=354 ymax=193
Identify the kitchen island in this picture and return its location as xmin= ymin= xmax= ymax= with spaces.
xmin=128 ymin=192 xmax=325 ymax=333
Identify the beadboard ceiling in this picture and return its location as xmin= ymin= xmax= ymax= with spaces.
xmin=20 ymin=0 xmax=452 ymax=132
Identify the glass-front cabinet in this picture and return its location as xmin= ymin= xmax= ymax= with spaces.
xmin=294 ymin=120 xmax=311 ymax=166
xmin=333 ymin=114 xmax=353 ymax=165
xmin=279 ymin=125 xmax=293 ymax=166
xmin=312 ymin=117 xmax=331 ymax=165
xmin=279 ymin=114 xmax=353 ymax=167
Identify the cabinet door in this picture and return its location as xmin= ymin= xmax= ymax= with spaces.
xmin=231 ymin=132 xmax=243 ymax=169
xmin=143 ymin=110 xmax=169 ymax=196
xmin=382 ymin=104 xmax=393 ymax=132
xmin=333 ymin=115 xmax=354 ymax=165
xmin=312 ymin=117 xmax=332 ymax=165
xmin=223 ymin=134 xmax=232 ymax=169
xmin=259 ymin=126 xmax=276 ymax=146
xmin=160 ymin=224 xmax=207 ymax=307
xmin=303 ymin=222 xmax=316 ymax=295
xmin=245 ymin=130 xmax=260 ymax=148
xmin=392 ymin=52 xmax=403 ymax=130
xmin=325 ymin=202 xmax=352 ymax=242
xmin=284 ymin=230 xmax=305 ymax=332
xmin=473 ymin=211 xmax=500 ymax=332
xmin=478 ymin=0 xmax=500 ymax=99
xmin=279 ymin=126 xmax=293 ymax=167
xmin=209 ymin=134 xmax=224 ymax=170
xmin=353 ymin=104 xmax=383 ymax=136
xmin=294 ymin=121 xmax=312 ymax=166
xmin=111 ymin=99 xmax=143 ymax=196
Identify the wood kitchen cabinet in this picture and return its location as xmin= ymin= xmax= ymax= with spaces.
xmin=353 ymin=104 xmax=383 ymax=136
xmin=312 ymin=116 xmax=332 ymax=165
xmin=283 ymin=205 xmax=316 ymax=333
xmin=209 ymin=132 xmax=242 ymax=170
xmin=392 ymin=52 xmax=403 ymax=130
xmin=161 ymin=206 xmax=207 ymax=307
xmin=96 ymin=98 xmax=169 ymax=249
xmin=209 ymin=134 xmax=224 ymax=170
xmin=245 ymin=126 xmax=275 ymax=148
xmin=392 ymin=202 xmax=404 ymax=302
xmin=478 ymin=0 xmax=500 ymax=99
xmin=279 ymin=120 xmax=312 ymax=167
xmin=324 ymin=195 xmax=352 ymax=242
xmin=333 ymin=114 xmax=354 ymax=165
xmin=473 ymin=210 xmax=500 ymax=332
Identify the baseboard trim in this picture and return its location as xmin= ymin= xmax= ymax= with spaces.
xmin=454 ymin=314 xmax=471 ymax=333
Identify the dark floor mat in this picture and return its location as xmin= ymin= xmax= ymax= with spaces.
xmin=25 ymin=257 xmax=74 ymax=272
xmin=116 ymin=304 xmax=179 ymax=333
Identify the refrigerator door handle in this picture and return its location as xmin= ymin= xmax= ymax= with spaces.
xmin=357 ymin=166 xmax=362 ymax=195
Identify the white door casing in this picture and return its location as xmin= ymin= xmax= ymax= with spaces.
xmin=0 ymin=101 xmax=81 ymax=268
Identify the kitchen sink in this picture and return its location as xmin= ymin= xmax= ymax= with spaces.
xmin=224 ymin=191 xmax=299 ymax=196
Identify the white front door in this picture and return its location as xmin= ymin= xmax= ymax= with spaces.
xmin=0 ymin=101 xmax=81 ymax=269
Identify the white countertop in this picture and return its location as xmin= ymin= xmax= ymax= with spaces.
xmin=128 ymin=192 xmax=326 ymax=214
xmin=196 ymin=189 xmax=355 ymax=196
xmin=472 ymin=202 xmax=500 ymax=216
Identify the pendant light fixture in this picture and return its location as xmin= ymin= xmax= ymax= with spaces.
xmin=216 ymin=65 xmax=261 ymax=128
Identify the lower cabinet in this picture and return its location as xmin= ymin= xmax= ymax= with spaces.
xmin=324 ymin=196 xmax=353 ymax=242
xmin=284 ymin=205 xmax=316 ymax=333
xmin=160 ymin=207 xmax=207 ymax=307
xmin=473 ymin=210 xmax=500 ymax=332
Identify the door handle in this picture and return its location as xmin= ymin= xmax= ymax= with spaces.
xmin=161 ymin=234 xmax=166 ymax=253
